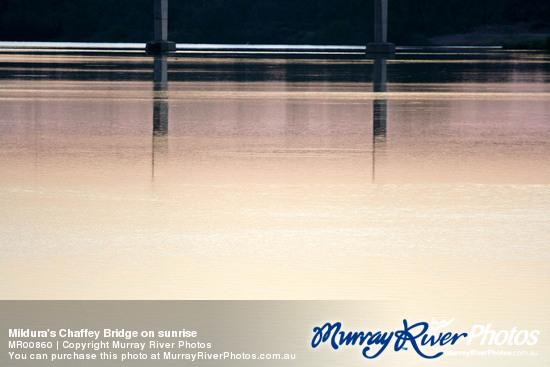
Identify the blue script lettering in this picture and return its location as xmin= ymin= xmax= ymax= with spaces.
xmin=311 ymin=322 xmax=393 ymax=358
xmin=311 ymin=319 xmax=468 ymax=359
xmin=394 ymin=320 xmax=441 ymax=358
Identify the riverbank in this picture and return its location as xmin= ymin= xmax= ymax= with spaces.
xmin=430 ymin=24 xmax=550 ymax=50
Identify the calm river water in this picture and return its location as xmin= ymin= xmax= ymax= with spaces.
xmin=0 ymin=48 xmax=549 ymax=364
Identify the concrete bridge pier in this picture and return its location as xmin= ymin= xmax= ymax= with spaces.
xmin=146 ymin=0 xmax=176 ymax=54
xmin=366 ymin=0 xmax=395 ymax=54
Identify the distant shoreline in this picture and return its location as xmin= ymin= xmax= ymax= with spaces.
xmin=0 ymin=42 xmax=504 ymax=54
xmin=430 ymin=24 xmax=550 ymax=50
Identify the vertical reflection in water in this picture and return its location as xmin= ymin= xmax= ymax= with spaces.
xmin=152 ymin=55 xmax=169 ymax=180
xmin=373 ymin=56 xmax=387 ymax=136
xmin=372 ymin=56 xmax=388 ymax=181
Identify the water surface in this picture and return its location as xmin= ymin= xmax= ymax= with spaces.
xmin=1 ymin=50 xmax=549 ymax=363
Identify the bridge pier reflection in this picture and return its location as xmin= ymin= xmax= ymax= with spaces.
xmin=153 ymin=55 xmax=169 ymax=136
xmin=152 ymin=55 xmax=169 ymax=179
xmin=369 ymin=53 xmax=391 ymax=181
xmin=373 ymin=56 xmax=387 ymax=140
